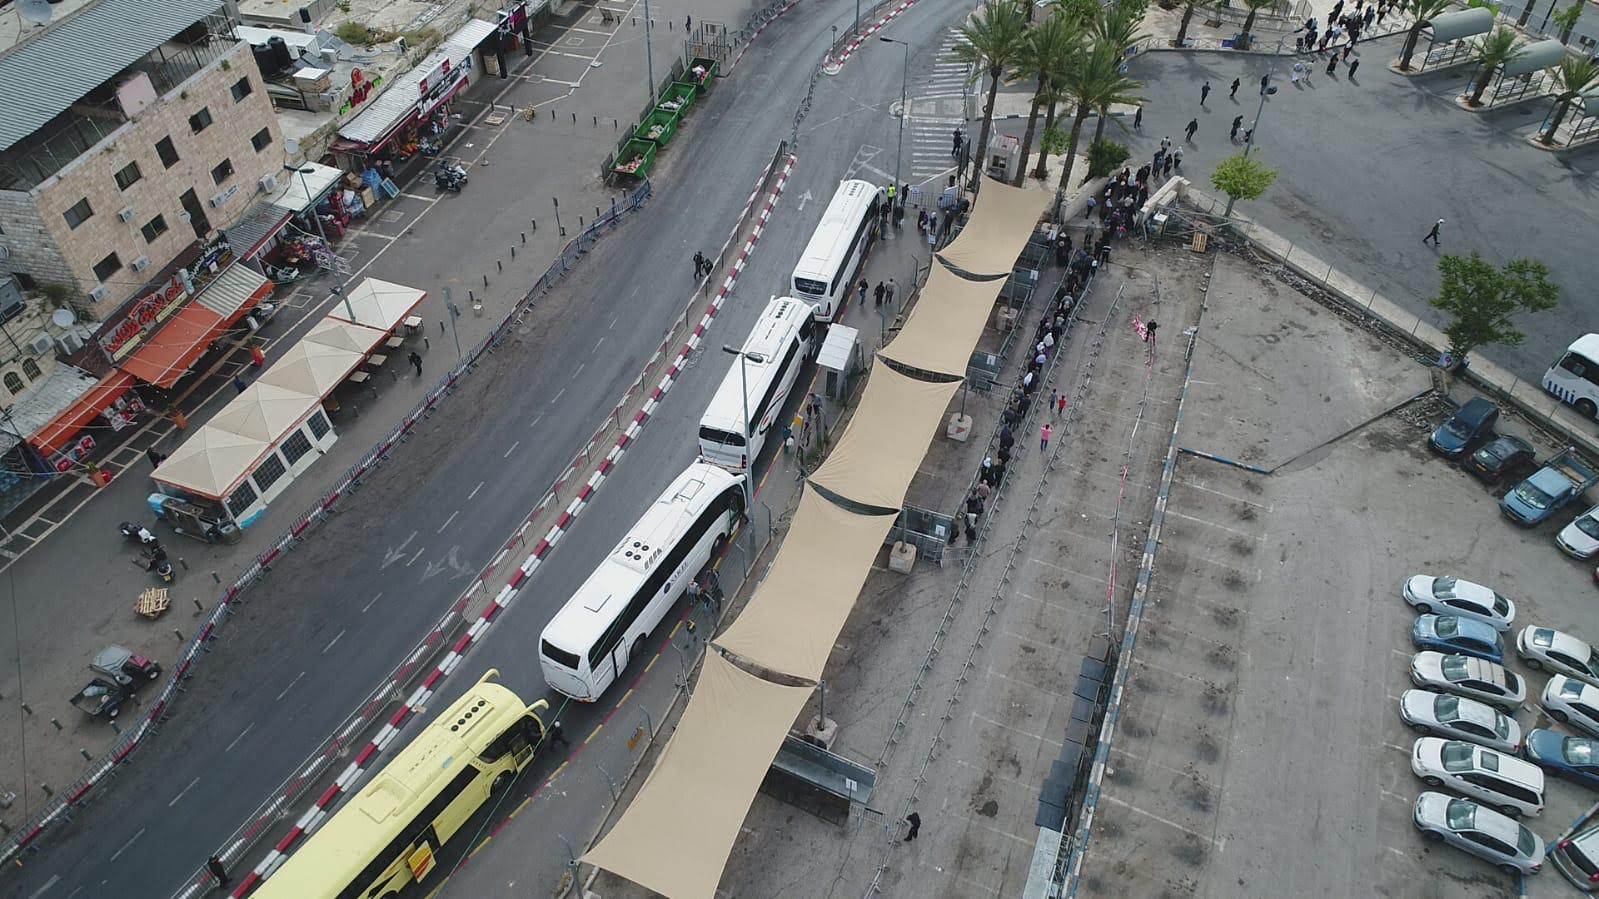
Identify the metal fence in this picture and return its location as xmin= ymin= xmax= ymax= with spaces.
xmin=0 ymin=179 xmax=655 ymax=874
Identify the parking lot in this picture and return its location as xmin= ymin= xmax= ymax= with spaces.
xmin=1079 ymin=252 xmax=1599 ymax=898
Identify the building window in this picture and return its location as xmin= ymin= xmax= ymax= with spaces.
xmin=92 ymin=252 xmax=121 ymax=282
xmin=21 ymin=359 xmax=40 ymax=381
xmin=140 ymin=214 xmax=169 ymax=243
xmin=114 ymin=161 xmax=142 ymax=191
xmin=252 ymin=452 xmax=287 ymax=493
xmin=211 ymin=158 xmax=234 ymax=186
xmin=156 ymin=136 xmax=180 ymax=168
xmin=230 ymin=77 xmax=253 ymax=102
xmin=280 ymin=429 xmax=313 ymax=465
xmin=250 ymin=127 xmax=273 ymax=152
xmin=227 ymin=481 xmax=258 ymax=518
xmin=3 ymin=373 xmax=22 ymax=395
xmin=188 ymin=106 xmax=213 ymax=133
xmin=306 ymin=409 xmax=331 ymax=439
xmin=63 ymin=198 xmax=93 ymax=229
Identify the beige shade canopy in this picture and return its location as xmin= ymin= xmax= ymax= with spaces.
xmin=152 ymin=425 xmax=271 ymax=499
xmin=880 ymin=263 xmax=1008 ymax=377
xmin=257 ymin=340 xmax=364 ymax=396
xmin=935 ymin=177 xmax=1053 ymax=277
xmin=810 ymin=358 xmax=960 ymax=510
xmin=327 ymin=278 xmax=426 ymax=332
xmin=302 ymin=316 xmax=389 ymax=355
xmin=581 ymin=652 xmax=812 ymax=898
xmin=715 ymin=487 xmax=897 ymax=681
xmin=207 ymin=382 xmax=321 ymax=443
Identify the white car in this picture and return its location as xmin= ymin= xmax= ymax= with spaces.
xmin=1410 ymin=651 xmax=1527 ymax=711
xmin=1518 ymin=626 xmax=1599 ymax=688
xmin=1557 ymin=505 xmax=1599 ymax=560
xmin=1400 ymin=689 xmax=1522 ymax=753
xmin=1403 ymin=575 xmax=1515 ymax=631
xmin=1413 ymin=791 xmax=1545 ymax=875
xmin=1410 ymin=737 xmax=1545 ymax=817
xmin=1542 ymin=675 xmax=1599 ymax=737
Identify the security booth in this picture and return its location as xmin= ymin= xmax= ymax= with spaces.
xmin=1412 ymin=7 xmax=1494 ymax=72
xmin=1471 ymin=38 xmax=1566 ymax=108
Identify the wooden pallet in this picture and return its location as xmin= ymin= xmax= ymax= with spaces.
xmin=136 ymin=587 xmax=170 ymax=620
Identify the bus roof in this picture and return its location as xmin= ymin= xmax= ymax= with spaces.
xmin=252 ymin=673 xmax=531 ymax=899
xmin=1565 ymin=333 xmax=1599 ymax=362
xmin=700 ymin=297 xmax=811 ymax=432
xmin=541 ymin=463 xmax=741 ymax=653
xmin=792 ymin=180 xmax=876 ymax=281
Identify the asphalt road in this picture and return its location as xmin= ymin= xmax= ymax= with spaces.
xmin=1123 ymin=38 xmax=1599 ymax=384
xmin=0 ymin=0 xmax=958 ymax=896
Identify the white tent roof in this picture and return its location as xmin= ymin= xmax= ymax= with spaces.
xmin=268 ymin=162 xmax=345 ymax=216
xmin=303 ymin=316 xmax=388 ymax=356
xmin=207 ymin=382 xmax=322 ymax=443
xmin=152 ymin=425 xmax=271 ymax=499
xmin=258 ymin=340 xmax=364 ymax=396
xmin=327 ymin=278 xmax=426 ymax=332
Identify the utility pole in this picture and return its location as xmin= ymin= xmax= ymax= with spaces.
xmin=881 ymin=37 xmax=909 ymax=200
xmin=643 ymin=0 xmax=657 ymax=104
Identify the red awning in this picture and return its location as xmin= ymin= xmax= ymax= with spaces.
xmin=120 ymin=270 xmax=271 ymax=389
xmin=28 ymin=370 xmax=136 ymax=458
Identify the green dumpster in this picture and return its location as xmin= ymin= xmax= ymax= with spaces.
xmin=658 ymin=82 xmax=696 ymax=115
xmin=636 ymin=107 xmax=680 ymax=146
xmin=683 ymin=57 xmax=719 ymax=93
xmin=612 ymin=139 xmax=657 ymax=179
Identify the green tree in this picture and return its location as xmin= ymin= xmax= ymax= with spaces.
xmin=1466 ymin=28 xmax=1526 ymax=106
xmin=1552 ymin=3 xmax=1584 ymax=42
xmin=1172 ymin=0 xmax=1204 ymax=47
xmin=1012 ymin=15 xmax=1081 ymax=185
xmin=1517 ymin=0 xmax=1536 ymax=26
xmin=1055 ymin=43 xmax=1134 ymax=212
xmin=1429 ymin=252 xmax=1559 ymax=362
xmin=1086 ymin=139 xmax=1131 ymax=178
xmin=1398 ymin=0 xmax=1457 ymax=70
xmin=1237 ymin=0 xmax=1278 ymax=47
xmin=1210 ymin=152 xmax=1278 ymax=217
xmin=1539 ymin=57 xmax=1599 ymax=143
xmin=957 ymin=0 xmax=1031 ymax=192
xmin=1092 ymin=0 xmax=1149 ymax=52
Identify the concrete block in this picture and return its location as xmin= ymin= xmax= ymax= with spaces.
xmin=946 ymin=412 xmax=972 ymax=442
xmin=888 ymin=541 xmax=916 ymax=573
xmin=806 ymin=716 xmax=838 ymax=749
xmin=994 ymin=306 xmax=1017 ymax=332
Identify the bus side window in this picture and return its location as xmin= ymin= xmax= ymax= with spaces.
xmin=798 ymin=315 xmax=814 ymax=342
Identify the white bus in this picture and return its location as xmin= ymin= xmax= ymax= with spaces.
xmin=791 ymin=179 xmax=881 ymax=322
xmin=1545 ymin=334 xmax=1599 ymax=421
xmin=698 ymin=296 xmax=821 ymax=471
xmin=539 ymin=462 xmax=744 ymax=701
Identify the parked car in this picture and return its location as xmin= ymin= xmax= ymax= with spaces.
xmin=1467 ymin=435 xmax=1536 ymax=484
xmin=1412 ymin=792 xmax=1545 ymax=875
xmin=1523 ymin=729 xmax=1599 ymax=792
xmin=1411 ymin=651 xmax=1527 ymax=710
xmin=1430 ymin=397 xmax=1499 ymax=459
xmin=1411 ymin=737 xmax=1545 ymax=817
xmin=1559 ymin=506 xmax=1599 ymax=560
xmin=1543 ymin=676 xmax=1599 ymax=737
xmin=1403 ymin=575 xmax=1515 ymax=631
xmin=1413 ymin=615 xmax=1504 ymax=663
xmin=1401 ymin=689 xmax=1522 ymax=753
xmin=1517 ymin=627 xmax=1599 ymax=687
xmin=1551 ymin=823 xmax=1599 ymax=891
xmin=1502 ymin=448 xmax=1599 ymax=527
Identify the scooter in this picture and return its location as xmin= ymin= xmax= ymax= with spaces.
xmin=120 ymin=521 xmax=160 ymax=549
xmin=434 ymin=162 xmax=468 ymax=192
xmin=134 ymin=546 xmax=174 ymax=584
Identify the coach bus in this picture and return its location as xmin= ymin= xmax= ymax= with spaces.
xmin=1545 ymin=333 xmax=1599 ymax=421
xmin=252 ymin=670 xmax=548 ymax=899
xmin=790 ymin=178 xmax=881 ymax=322
xmin=698 ymin=296 xmax=820 ymax=471
xmin=539 ymin=462 xmax=744 ymax=701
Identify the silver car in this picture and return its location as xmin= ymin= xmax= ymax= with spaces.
xmin=1403 ymin=575 xmax=1515 ymax=631
xmin=1400 ymin=689 xmax=1522 ymax=753
xmin=1413 ymin=791 xmax=1544 ymax=875
xmin=1517 ymin=626 xmax=1599 ymax=688
xmin=1542 ymin=675 xmax=1599 ymax=738
xmin=1410 ymin=651 xmax=1527 ymax=711
xmin=1551 ymin=822 xmax=1599 ymax=891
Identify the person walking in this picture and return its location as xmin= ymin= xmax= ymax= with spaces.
xmin=1172 ymin=146 xmax=1184 ymax=172
xmin=904 ymin=812 xmax=922 ymax=841
xmin=147 ymin=447 xmax=167 ymax=469
xmin=885 ymin=278 xmax=897 ymax=307
xmin=1040 ymin=422 xmax=1053 ymax=452
xmin=1347 ymin=57 xmax=1360 ymax=78
xmin=692 ymin=251 xmax=707 ymax=279
xmin=1184 ymin=118 xmax=1198 ymax=141
xmin=1423 ymin=218 xmax=1443 ymax=246
xmin=1163 ymin=153 xmax=1174 ymax=177
xmin=1133 ymin=106 xmax=1143 ymax=130
xmin=1057 ymin=393 xmax=1067 ymax=416
xmin=1200 ymin=80 xmax=1211 ymax=106
xmin=549 ymin=720 xmax=571 ymax=748
xmin=1160 ymin=135 xmax=1172 ymax=154
xmin=951 ymin=127 xmax=964 ymax=158
xmin=1229 ymin=77 xmax=1241 ymax=99
xmin=408 ymin=350 xmax=423 ymax=376
xmin=856 ymin=278 xmax=868 ymax=308
xmin=232 ymin=374 xmax=247 ymax=395
xmin=1230 ymin=114 xmax=1243 ymax=141
xmin=1325 ymin=54 xmax=1338 ymax=76
xmin=874 ymin=281 xmax=886 ymax=307
xmin=207 ymin=856 xmax=231 ymax=887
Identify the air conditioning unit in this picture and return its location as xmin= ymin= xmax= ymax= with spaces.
xmin=207 ymin=194 xmax=226 ymax=208
xmin=130 ymin=255 xmax=151 ymax=272
xmin=117 ymin=206 xmax=136 ymax=222
xmin=57 ymin=333 xmax=86 ymax=355
xmin=258 ymin=173 xmax=278 ymax=193
xmin=89 ymin=286 xmax=108 ymax=303
xmin=27 ymin=333 xmax=53 ymax=356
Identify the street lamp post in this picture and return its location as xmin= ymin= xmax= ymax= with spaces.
xmin=443 ymin=287 xmax=463 ymax=360
xmin=643 ymin=0 xmax=657 ymax=104
xmin=722 ymin=345 xmax=765 ymax=563
xmin=1244 ymin=29 xmax=1303 ymax=158
xmin=880 ymin=37 xmax=909 ymax=203
xmin=284 ymin=163 xmax=357 ymax=322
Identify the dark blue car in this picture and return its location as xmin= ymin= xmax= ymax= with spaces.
xmin=1412 ymin=614 xmax=1504 ymax=663
xmin=1524 ymin=728 xmax=1599 ymax=791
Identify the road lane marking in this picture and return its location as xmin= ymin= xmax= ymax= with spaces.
xmin=468 ymin=481 xmax=485 ymax=500
xmin=529 ymin=413 xmax=543 ymax=429
xmin=552 ymin=387 xmax=566 ymax=403
xmin=25 ymin=874 xmax=58 ymax=898
xmin=504 ymin=441 xmax=521 ymax=459
xmin=168 ymin=776 xmax=201 ymax=807
xmin=594 ymin=337 xmax=605 ymax=351
xmin=362 ymin=592 xmax=384 ymax=613
xmin=323 ymin=630 xmax=346 ymax=654
xmin=407 ymin=546 xmax=426 ymax=566
xmin=225 ymin=722 xmax=255 ymax=752
xmin=438 ymin=510 xmax=460 ymax=533
xmin=109 ymin=827 xmax=145 ymax=862
xmin=277 ymin=671 xmax=306 ymax=700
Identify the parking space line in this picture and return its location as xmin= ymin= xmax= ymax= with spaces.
xmin=917 ymin=860 xmax=1005 ymax=897
xmin=1132 ymin=656 xmax=1212 ymax=685
xmin=970 ymin=710 xmax=1062 ymax=747
xmin=1147 ymin=589 xmax=1251 ymax=621
xmin=1101 ymin=795 xmax=1224 ymax=850
xmin=983 ymin=664 xmax=1072 ymax=696
xmin=1383 ymin=742 xmax=1411 ymax=754
xmin=999 ymin=627 xmax=1071 ymax=656
xmin=1050 ymin=460 xmax=1157 ymax=493
xmin=1027 ymin=557 xmax=1108 ymax=583
xmin=1170 ymin=477 xmax=1273 ymax=510
xmin=1013 ymin=589 xmax=1102 ymax=620
xmin=1377 ymin=787 xmax=1411 ymax=804
xmin=959 ymin=813 xmax=1037 ymax=849
xmin=1112 ymin=745 xmax=1222 ymax=787
xmin=954 ymin=757 xmax=1037 ymax=791
xmin=1165 ymin=509 xmax=1265 ymax=541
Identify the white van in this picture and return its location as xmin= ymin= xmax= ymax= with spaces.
xmin=1412 ymin=737 xmax=1546 ymax=817
xmin=697 ymin=297 xmax=820 ymax=471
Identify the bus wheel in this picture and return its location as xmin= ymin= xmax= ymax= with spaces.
xmin=491 ymin=772 xmax=513 ymax=794
xmin=1579 ymin=398 xmax=1597 ymax=420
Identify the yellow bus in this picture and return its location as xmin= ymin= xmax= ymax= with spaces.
xmin=253 ymin=670 xmax=549 ymax=899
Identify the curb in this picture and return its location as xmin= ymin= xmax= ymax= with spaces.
xmin=827 ymin=0 xmax=920 ymax=73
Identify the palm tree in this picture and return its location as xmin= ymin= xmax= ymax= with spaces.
xmin=1086 ymin=42 xmax=1145 ymax=151
xmin=1397 ymin=0 xmax=1457 ymax=70
xmin=1465 ymin=28 xmax=1526 ymax=106
xmin=1055 ymin=43 xmax=1126 ymax=210
xmin=1517 ymin=0 xmax=1535 ymax=27
xmin=1173 ymin=0 xmax=1203 ymax=47
xmin=1552 ymin=3 xmax=1584 ymax=43
xmin=1092 ymin=0 xmax=1149 ymax=53
xmin=1012 ymin=15 xmax=1079 ymax=184
xmin=1237 ymin=0 xmax=1278 ymax=48
xmin=956 ymin=0 xmax=1031 ymax=191
xmin=1539 ymin=57 xmax=1599 ymax=143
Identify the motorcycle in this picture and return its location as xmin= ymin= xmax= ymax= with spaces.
xmin=135 ymin=545 xmax=174 ymax=584
xmin=120 ymin=521 xmax=161 ymax=549
xmin=434 ymin=162 xmax=468 ymax=192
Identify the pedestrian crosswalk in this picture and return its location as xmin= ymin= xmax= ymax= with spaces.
xmin=908 ymin=30 xmax=972 ymax=184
